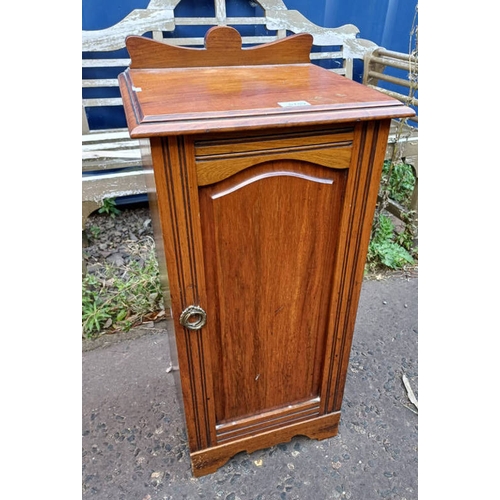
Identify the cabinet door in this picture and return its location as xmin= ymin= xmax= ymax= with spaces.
xmin=149 ymin=121 xmax=389 ymax=476
xmin=196 ymin=124 xmax=352 ymax=423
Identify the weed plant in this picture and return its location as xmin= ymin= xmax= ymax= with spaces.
xmin=367 ymin=214 xmax=414 ymax=270
xmin=82 ymin=237 xmax=164 ymax=338
xmin=98 ymin=197 xmax=121 ymax=218
xmin=380 ymin=160 xmax=416 ymax=206
xmin=366 ymin=160 xmax=418 ymax=273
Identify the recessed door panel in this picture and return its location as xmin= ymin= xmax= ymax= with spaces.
xmin=199 ymin=160 xmax=347 ymax=425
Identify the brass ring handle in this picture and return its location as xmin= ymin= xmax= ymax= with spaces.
xmin=179 ymin=305 xmax=207 ymax=330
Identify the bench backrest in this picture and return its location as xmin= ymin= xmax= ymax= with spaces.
xmin=82 ymin=0 xmax=379 ymax=134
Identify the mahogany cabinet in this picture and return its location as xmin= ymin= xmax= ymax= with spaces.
xmin=118 ymin=26 xmax=414 ymax=477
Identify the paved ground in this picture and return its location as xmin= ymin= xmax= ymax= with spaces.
xmin=82 ymin=276 xmax=418 ymax=499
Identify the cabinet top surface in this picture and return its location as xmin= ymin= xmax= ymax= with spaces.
xmin=118 ymin=27 xmax=415 ymax=137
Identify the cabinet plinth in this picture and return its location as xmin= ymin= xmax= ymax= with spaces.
xmin=119 ymin=26 xmax=415 ymax=477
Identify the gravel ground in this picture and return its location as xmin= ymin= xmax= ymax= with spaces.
xmin=83 ymin=205 xmax=156 ymax=277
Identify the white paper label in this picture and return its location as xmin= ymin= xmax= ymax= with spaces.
xmin=277 ymin=100 xmax=311 ymax=107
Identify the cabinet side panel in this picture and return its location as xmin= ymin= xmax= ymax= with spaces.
xmin=199 ymin=160 xmax=347 ymax=425
xmin=142 ymin=137 xmax=184 ymax=422
xmin=140 ymin=138 xmax=172 ymax=313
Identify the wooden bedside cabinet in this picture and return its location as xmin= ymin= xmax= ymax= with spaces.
xmin=119 ymin=26 xmax=414 ymax=477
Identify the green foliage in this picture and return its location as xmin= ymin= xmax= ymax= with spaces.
xmin=98 ymin=198 xmax=121 ymax=218
xmin=82 ymin=248 xmax=164 ymax=338
xmin=381 ymin=161 xmax=416 ymax=207
xmin=367 ymin=154 xmax=418 ymax=273
xmin=367 ymin=214 xmax=414 ymax=270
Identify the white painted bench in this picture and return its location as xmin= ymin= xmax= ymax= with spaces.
xmin=82 ymin=0 xmax=417 ymax=228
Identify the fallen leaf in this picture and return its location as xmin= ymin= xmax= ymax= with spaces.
xmin=402 ymin=373 xmax=418 ymax=410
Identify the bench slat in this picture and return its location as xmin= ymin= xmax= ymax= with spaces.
xmin=83 ymin=79 xmax=120 ymax=88
xmin=174 ymin=16 xmax=268 ymax=25
xmin=376 ymin=48 xmax=417 ymax=63
xmin=83 ymin=150 xmax=142 ymax=159
xmin=83 ymin=98 xmax=123 ymax=107
xmin=83 ymin=138 xmax=139 ymax=148
xmin=83 ymin=158 xmax=144 ymax=172
xmin=82 ymin=59 xmax=131 ymax=68
xmin=369 ymin=55 xmax=418 ymax=73
xmin=82 ymin=130 xmax=135 ymax=141
xmin=365 ymin=71 xmax=416 ymax=90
